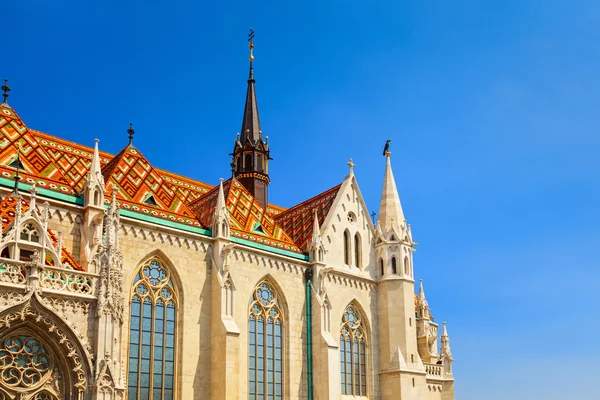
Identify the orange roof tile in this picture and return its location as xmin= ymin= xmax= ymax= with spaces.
xmin=274 ymin=184 xmax=342 ymax=251
xmin=0 ymin=105 xmax=73 ymax=194
xmin=101 ymin=145 xmax=201 ymax=227
xmin=190 ymin=179 xmax=302 ymax=253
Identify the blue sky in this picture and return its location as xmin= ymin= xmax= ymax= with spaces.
xmin=5 ymin=1 xmax=600 ymax=398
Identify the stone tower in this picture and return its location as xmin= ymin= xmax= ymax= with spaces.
xmin=375 ymin=154 xmax=425 ymax=398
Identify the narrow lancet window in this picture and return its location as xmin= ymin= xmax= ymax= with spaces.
xmin=128 ymin=258 xmax=179 ymax=400
xmin=248 ymin=280 xmax=284 ymax=400
xmin=340 ymin=304 xmax=367 ymax=396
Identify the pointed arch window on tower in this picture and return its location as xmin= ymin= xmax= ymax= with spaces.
xmin=248 ymin=280 xmax=284 ymax=400
xmin=343 ymin=230 xmax=351 ymax=266
xmin=379 ymin=258 xmax=384 ymax=277
xmin=354 ymin=233 xmax=361 ymax=268
xmin=128 ymin=258 xmax=179 ymax=400
xmin=392 ymin=256 xmax=397 ymax=274
xmin=340 ymin=304 xmax=367 ymax=396
xmin=404 ymin=256 xmax=410 ymax=276
xmin=257 ymin=154 xmax=264 ymax=173
xmin=244 ymin=153 xmax=252 ymax=171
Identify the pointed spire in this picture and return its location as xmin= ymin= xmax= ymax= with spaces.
xmin=419 ymin=279 xmax=426 ymax=301
xmin=440 ymin=321 xmax=453 ymax=368
xmin=377 ymin=154 xmax=405 ymax=233
xmin=240 ymin=29 xmax=261 ymax=143
xmin=2 ymin=79 xmax=10 ymax=104
xmin=212 ymin=178 xmax=230 ymax=238
xmin=90 ymin=139 xmax=102 ymax=177
xmin=312 ymin=209 xmax=320 ymax=240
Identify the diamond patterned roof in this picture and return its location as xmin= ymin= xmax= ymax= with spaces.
xmin=0 ymin=105 xmax=73 ymax=194
xmin=189 ymin=179 xmax=301 ymax=253
xmin=274 ymin=184 xmax=342 ymax=251
xmin=101 ymin=145 xmax=200 ymax=227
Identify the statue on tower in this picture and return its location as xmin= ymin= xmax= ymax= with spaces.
xmin=383 ymin=139 xmax=391 ymax=156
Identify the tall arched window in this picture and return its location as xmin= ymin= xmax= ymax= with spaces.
xmin=392 ymin=257 xmax=397 ymax=274
xmin=404 ymin=256 xmax=410 ymax=276
xmin=248 ymin=280 xmax=284 ymax=400
xmin=340 ymin=304 xmax=367 ymax=396
xmin=354 ymin=233 xmax=361 ymax=268
xmin=343 ymin=231 xmax=351 ymax=265
xmin=128 ymin=258 xmax=179 ymax=400
xmin=379 ymin=258 xmax=384 ymax=277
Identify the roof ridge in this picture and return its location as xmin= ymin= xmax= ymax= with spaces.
xmin=276 ymin=183 xmax=342 ymax=218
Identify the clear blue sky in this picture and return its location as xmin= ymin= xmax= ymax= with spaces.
xmin=5 ymin=1 xmax=600 ymax=398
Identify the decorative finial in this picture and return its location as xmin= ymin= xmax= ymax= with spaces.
xmin=347 ymin=158 xmax=355 ymax=174
xmin=1 ymin=79 xmax=10 ymax=104
xmin=383 ymin=139 xmax=391 ymax=157
xmin=370 ymin=211 xmax=376 ymax=224
xmin=127 ymin=123 xmax=135 ymax=145
xmin=248 ymin=28 xmax=255 ymax=62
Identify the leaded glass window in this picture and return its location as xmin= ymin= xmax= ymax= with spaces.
xmin=248 ymin=280 xmax=283 ymax=400
xmin=340 ymin=305 xmax=367 ymax=396
xmin=128 ymin=258 xmax=178 ymax=400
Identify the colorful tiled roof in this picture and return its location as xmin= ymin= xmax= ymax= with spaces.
xmin=274 ymin=184 xmax=342 ymax=251
xmin=190 ymin=179 xmax=302 ymax=254
xmin=0 ymin=105 xmax=73 ymax=194
xmin=32 ymin=129 xmax=112 ymax=193
xmin=101 ymin=145 xmax=201 ymax=227
xmin=0 ymin=195 xmax=82 ymax=270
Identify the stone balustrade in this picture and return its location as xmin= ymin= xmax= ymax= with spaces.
xmin=425 ymin=362 xmax=443 ymax=378
xmin=0 ymin=258 xmax=98 ymax=299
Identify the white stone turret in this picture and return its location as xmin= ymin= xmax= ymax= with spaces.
xmin=416 ymin=279 xmax=439 ymax=363
xmin=375 ymin=153 xmax=425 ymax=397
xmin=92 ymin=189 xmax=126 ymax=398
xmin=80 ymin=139 xmax=106 ymax=270
xmin=212 ymin=178 xmax=230 ymax=239
xmin=441 ymin=322 xmax=453 ymax=374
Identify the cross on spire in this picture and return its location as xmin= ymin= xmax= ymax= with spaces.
xmin=347 ymin=158 xmax=355 ymax=174
xmin=127 ymin=123 xmax=135 ymax=145
xmin=1 ymin=79 xmax=10 ymax=104
xmin=248 ymin=28 xmax=255 ymax=62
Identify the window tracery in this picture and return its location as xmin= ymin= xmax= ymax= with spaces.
xmin=248 ymin=280 xmax=284 ymax=400
xmin=128 ymin=258 xmax=179 ymax=400
xmin=20 ymin=223 xmax=40 ymax=243
xmin=0 ymin=334 xmax=63 ymax=399
xmin=340 ymin=305 xmax=367 ymax=396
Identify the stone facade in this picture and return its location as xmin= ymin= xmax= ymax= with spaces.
xmin=0 ymin=51 xmax=454 ymax=398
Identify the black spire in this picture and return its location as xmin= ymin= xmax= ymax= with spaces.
xmin=240 ymin=29 xmax=261 ymax=143
xmin=1 ymin=79 xmax=10 ymax=104
xmin=231 ymin=30 xmax=272 ymax=210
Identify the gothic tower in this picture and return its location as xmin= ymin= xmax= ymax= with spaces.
xmin=375 ymin=153 xmax=425 ymax=398
xmin=231 ymin=31 xmax=271 ymax=210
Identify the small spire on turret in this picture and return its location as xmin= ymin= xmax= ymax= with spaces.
xmin=1 ymin=79 xmax=10 ymax=104
xmin=440 ymin=321 xmax=453 ymax=371
xmin=418 ymin=279 xmax=430 ymax=318
xmin=212 ymin=178 xmax=231 ymax=239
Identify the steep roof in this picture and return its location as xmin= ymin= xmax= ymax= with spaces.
xmin=0 ymin=195 xmax=82 ymax=270
xmin=274 ymin=184 xmax=342 ymax=251
xmin=0 ymin=105 xmax=73 ymax=194
xmin=190 ymin=179 xmax=302 ymax=254
xmin=100 ymin=144 xmax=200 ymax=227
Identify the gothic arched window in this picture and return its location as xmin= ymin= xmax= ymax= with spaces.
xmin=404 ymin=256 xmax=410 ymax=276
xmin=343 ymin=230 xmax=351 ymax=266
xmin=20 ymin=223 xmax=40 ymax=243
xmin=340 ymin=305 xmax=367 ymax=396
xmin=354 ymin=233 xmax=361 ymax=268
xmin=392 ymin=256 xmax=397 ymax=274
xmin=379 ymin=258 xmax=384 ymax=277
xmin=248 ymin=280 xmax=284 ymax=400
xmin=128 ymin=258 xmax=179 ymax=400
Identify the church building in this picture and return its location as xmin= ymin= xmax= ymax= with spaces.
xmin=0 ymin=35 xmax=455 ymax=400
